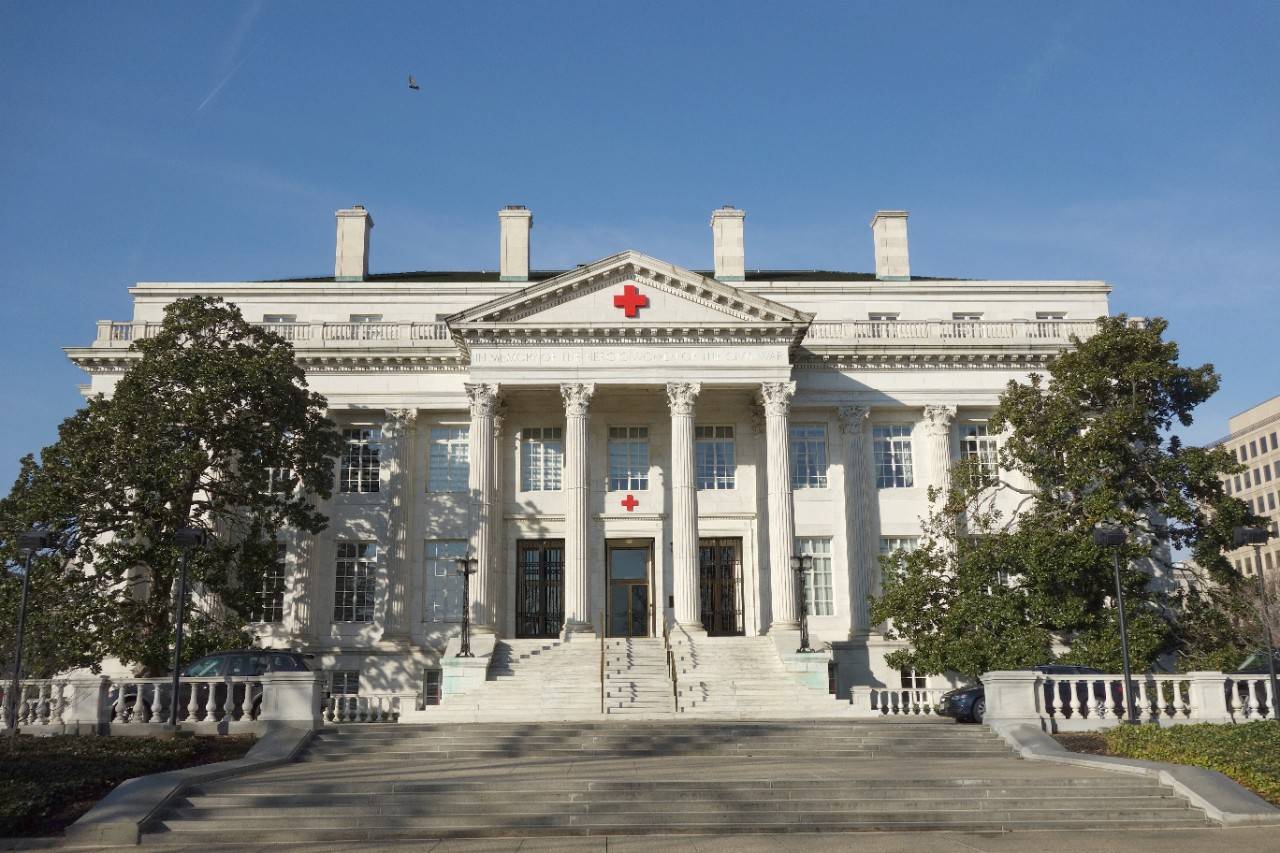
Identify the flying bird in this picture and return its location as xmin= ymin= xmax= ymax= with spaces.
xmin=408 ymin=75 xmax=420 ymax=91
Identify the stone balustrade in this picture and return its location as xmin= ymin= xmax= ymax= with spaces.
xmin=850 ymin=686 xmax=949 ymax=718
xmin=1 ymin=671 xmax=327 ymax=734
xmin=805 ymin=318 xmax=1103 ymax=343
xmin=323 ymin=694 xmax=402 ymax=724
xmin=94 ymin=321 xmax=452 ymax=348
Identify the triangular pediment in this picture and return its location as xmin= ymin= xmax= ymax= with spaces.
xmin=446 ymin=251 xmax=813 ymax=334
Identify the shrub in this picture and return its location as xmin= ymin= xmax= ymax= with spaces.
xmin=1104 ymin=720 xmax=1280 ymax=805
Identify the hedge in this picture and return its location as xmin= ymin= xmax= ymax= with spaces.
xmin=1104 ymin=720 xmax=1280 ymax=806
xmin=0 ymin=734 xmax=253 ymax=837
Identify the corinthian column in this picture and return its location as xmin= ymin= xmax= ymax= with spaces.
xmin=922 ymin=404 xmax=957 ymax=504
xmin=667 ymin=382 xmax=702 ymax=630
xmin=465 ymin=383 xmax=500 ymax=631
xmin=382 ymin=408 xmax=418 ymax=638
xmin=761 ymin=381 xmax=798 ymax=629
xmin=838 ymin=405 xmax=876 ymax=637
xmin=561 ymin=382 xmax=596 ymax=634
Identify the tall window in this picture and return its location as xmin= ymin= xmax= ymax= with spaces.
xmin=328 ymin=671 xmax=360 ymax=695
xmin=796 ymin=537 xmax=834 ymax=616
xmin=900 ymin=668 xmax=927 ymax=689
xmin=521 ymin=427 xmax=564 ymax=491
xmin=425 ymin=539 xmax=467 ymax=622
xmin=266 ymin=467 xmax=294 ymax=496
xmin=334 ymin=542 xmax=377 ymax=622
xmin=960 ymin=423 xmax=999 ymax=481
xmin=253 ymin=542 xmax=287 ymax=623
xmin=339 ymin=427 xmax=381 ymax=493
xmin=790 ymin=425 xmax=828 ymax=489
xmin=608 ymin=427 xmax=649 ymax=491
xmin=428 ymin=427 xmax=470 ymax=492
xmin=695 ymin=426 xmax=736 ymax=490
xmin=880 ymin=536 xmax=920 ymax=556
xmin=873 ymin=425 xmax=914 ymax=488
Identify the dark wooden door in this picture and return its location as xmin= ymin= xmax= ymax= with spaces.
xmin=515 ymin=540 xmax=564 ymax=638
xmin=698 ymin=537 xmax=744 ymax=636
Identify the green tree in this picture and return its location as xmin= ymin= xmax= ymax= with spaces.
xmin=871 ymin=316 xmax=1259 ymax=680
xmin=0 ymin=296 xmax=342 ymax=675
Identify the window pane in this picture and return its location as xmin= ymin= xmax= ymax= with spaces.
xmin=339 ymin=427 xmax=381 ymax=493
xmin=796 ymin=537 xmax=834 ymax=616
xmin=696 ymin=426 xmax=735 ymax=490
xmin=253 ymin=542 xmax=287 ymax=623
xmin=428 ymin=427 xmax=469 ymax=492
xmin=334 ymin=541 xmax=377 ymax=622
xmin=790 ymin=425 xmax=828 ymax=489
xmin=873 ymin=425 xmax=914 ymax=488
xmin=608 ymin=426 xmax=649 ymax=491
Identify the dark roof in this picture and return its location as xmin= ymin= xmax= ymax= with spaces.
xmin=264 ymin=269 xmax=957 ymax=284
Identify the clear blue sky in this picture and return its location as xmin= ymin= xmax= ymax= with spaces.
xmin=1 ymin=1 xmax=1277 ymax=484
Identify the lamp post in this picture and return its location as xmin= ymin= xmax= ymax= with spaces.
xmin=1093 ymin=524 xmax=1138 ymax=724
xmin=1233 ymin=525 xmax=1279 ymax=720
xmin=790 ymin=553 xmax=817 ymax=653
xmin=454 ymin=552 xmax=479 ymax=658
xmin=6 ymin=529 xmax=51 ymax=739
xmin=169 ymin=527 xmax=207 ymax=729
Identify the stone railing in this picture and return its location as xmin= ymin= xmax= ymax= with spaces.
xmin=850 ymin=686 xmax=949 ymax=717
xmin=982 ymin=670 xmax=1276 ymax=731
xmin=1 ymin=671 xmax=326 ymax=734
xmin=323 ymin=694 xmax=402 ymax=723
xmin=93 ymin=321 xmax=451 ymax=349
xmin=805 ymin=319 xmax=1103 ymax=344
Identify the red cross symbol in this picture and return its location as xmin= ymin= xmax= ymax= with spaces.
xmin=620 ymin=494 xmax=639 ymax=512
xmin=612 ymin=284 xmax=649 ymax=318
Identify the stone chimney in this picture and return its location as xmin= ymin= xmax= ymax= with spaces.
xmin=710 ymin=206 xmax=745 ymax=281
xmin=334 ymin=205 xmax=373 ymax=281
xmin=871 ymin=210 xmax=910 ymax=280
xmin=499 ymin=205 xmax=533 ymax=282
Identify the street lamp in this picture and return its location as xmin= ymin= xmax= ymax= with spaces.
xmin=790 ymin=553 xmax=817 ymax=654
xmin=6 ymin=529 xmax=51 ymax=739
xmin=1233 ymin=525 xmax=1279 ymax=721
xmin=1093 ymin=524 xmax=1139 ymax=724
xmin=169 ymin=527 xmax=207 ymax=728
xmin=454 ymin=552 xmax=479 ymax=658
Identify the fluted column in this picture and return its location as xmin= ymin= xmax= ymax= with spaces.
xmin=561 ymin=382 xmax=596 ymax=634
xmin=667 ymin=382 xmax=703 ymax=629
xmin=382 ymin=408 xmax=418 ymax=638
xmin=839 ymin=405 xmax=876 ymax=637
xmin=491 ymin=402 xmax=507 ymax=634
xmin=465 ymin=383 xmax=500 ymax=631
xmin=922 ymin=404 xmax=957 ymax=504
xmin=761 ymin=381 xmax=798 ymax=629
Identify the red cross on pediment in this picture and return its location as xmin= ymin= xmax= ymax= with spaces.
xmin=620 ymin=494 xmax=639 ymax=512
xmin=612 ymin=284 xmax=649 ymax=318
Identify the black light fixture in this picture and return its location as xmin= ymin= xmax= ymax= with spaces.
xmin=6 ymin=529 xmax=51 ymax=738
xmin=169 ymin=527 xmax=207 ymax=728
xmin=790 ymin=553 xmax=817 ymax=654
xmin=1092 ymin=524 xmax=1138 ymax=724
xmin=1233 ymin=525 xmax=1278 ymax=720
xmin=454 ymin=552 xmax=479 ymax=658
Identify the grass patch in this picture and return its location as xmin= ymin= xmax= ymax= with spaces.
xmin=1056 ymin=721 xmax=1280 ymax=806
xmin=0 ymin=734 xmax=253 ymax=838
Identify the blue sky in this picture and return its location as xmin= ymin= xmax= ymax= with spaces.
xmin=1 ymin=1 xmax=1277 ymax=484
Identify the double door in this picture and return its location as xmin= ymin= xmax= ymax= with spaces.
xmin=515 ymin=539 xmax=564 ymax=639
xmin=606 ymin=539 xmax=652 ymax=638
xmin=699 ymin=537 xmax=744 ymax=636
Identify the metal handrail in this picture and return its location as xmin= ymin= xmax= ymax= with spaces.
xmin=662 ymin=615 xmax=679 ymax=712
xmin=599 ymin=610 xmax=605 ymax=715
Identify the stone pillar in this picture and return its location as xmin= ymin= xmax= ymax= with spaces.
xmin=288 ymin=529 xmax=315 ymax=644
xmin=761 ymin=381 xmax=798 ymax=629
xmin=561 ymin=382 xmax=596 ymax=634
xmin=382 ymin=408 xmax=418 ymax=638
xmin=838 ymin=404 xmax=876 ymax=637
xmin=922 ymin=404 xmax=957 ymax=504
xmin=465 ymin=383 xmax=500 ymax=631
xmin=667 ymin=382 xmax=703 ymax=630
xmin=491 ymin=402 xmax=507 ymax=634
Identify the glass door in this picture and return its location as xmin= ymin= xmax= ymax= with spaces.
xmin=606 ymin=540 xmax=652 ymax=638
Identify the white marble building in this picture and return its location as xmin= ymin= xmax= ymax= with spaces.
xmin=66 ymin=204 xmax=1111 ymax=706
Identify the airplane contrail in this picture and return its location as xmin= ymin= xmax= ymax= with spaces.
xmin=196 ymin=46 xmax=256 ymax=113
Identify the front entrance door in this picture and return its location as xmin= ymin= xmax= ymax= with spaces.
xmin=606 ymin=539 xmax=652 ymax=638
xmin=515 ymin=540 xmax=564 ymax=638
xmin=699 ymin=537 xmax=744 ymax=636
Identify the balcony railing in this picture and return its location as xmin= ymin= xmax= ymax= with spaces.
xmin=95 ymin=321 xmax=452 ymax=348
xmin=804 ymin=319 xmax=1102 ymax=343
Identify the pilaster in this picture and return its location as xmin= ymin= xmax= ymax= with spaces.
xmin=667 ymin=382 xmax=703 ymax=630
xmin=761 ymin=381 xmax=798 ymax=630
xmin=561 ymin=382 xmax=596 ymax=634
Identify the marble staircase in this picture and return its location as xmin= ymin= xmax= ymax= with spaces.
xmin=603 ymin=637 xmax=675 ymax=715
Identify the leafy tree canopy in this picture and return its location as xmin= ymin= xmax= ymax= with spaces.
xmin=871 ymin=316 xmax=1262 ymax=680
xmin=0 ymin=296 xmax=342 ymax=676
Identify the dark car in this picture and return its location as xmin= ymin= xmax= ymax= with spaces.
xmin=936 ymin=664 xmax=1112 ymax=724
xmin=1234 ymin=649 xmax=1280 ymax=674
xmin=116 ymin=649 xmax=313 ymax=723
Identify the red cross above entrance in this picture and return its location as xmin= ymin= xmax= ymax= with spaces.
xmin=612 ymin=284 xmax=649 ymax=318
xmin=620 ymin=494 xmax=639 ymax=512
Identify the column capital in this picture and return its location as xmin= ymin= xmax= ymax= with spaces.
xmin=559 ymin=382 xmax=596 ymax=417
xmin=758 ymin=381 xmax=796 ymax=418
xmin=464 ymin=383 xmax=501 ymax=417
xmin=837 ymin=404 xmax=871 ymax=435
xmin=922 ymin=404 xmax=957 ymax=436
xmin=665 ymin=382 xmax=701 ymax=416
xmin=492 ymin=400 xmax=509 ymax=437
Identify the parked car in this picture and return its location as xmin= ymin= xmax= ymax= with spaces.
xmin=936 ymin=664 xmax=1114 ymax=724
xmin=1234 ymin=649 xmax=1280 ymax=674
xmin=117 ymin=649 xmax=313 ymax=723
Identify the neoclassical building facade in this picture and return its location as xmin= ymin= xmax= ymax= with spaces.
xmin=66 ymin=204 xmax=1111 ymax=704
